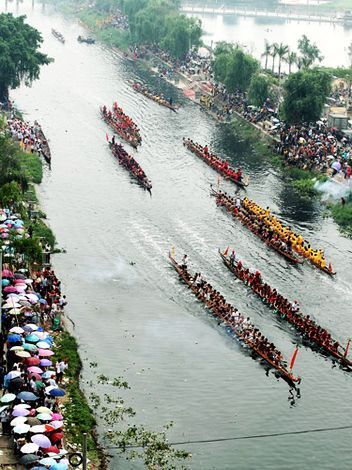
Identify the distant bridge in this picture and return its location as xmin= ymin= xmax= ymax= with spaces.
xmin=181 ymin=4 xmax=346 ymax=25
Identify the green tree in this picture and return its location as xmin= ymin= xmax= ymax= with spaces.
xmin=261 ymin=40 xmax=272 ymax=70
xmin=271 ymin=42 xmax=278 ymax=73
xmin=276 ymin=42 xmax=289 ymax=76
xmin=297 ymin=34 xmax=323 ymax=69
xmin=0 ymin=13 xmax=53 ymax=100
xmin=248 ymin=73 xmax=272 ymax=106
xmin=285 ymin=51 xmax=297 ymax=74
xmin=282 ymin=69 xmax=332 ymax=124
xmin=161 ymin=15 xmax=201 ymax=59
xmin=224 ymin=48 xmax=259 ymax=92
xmin=0 ymin=134 xmax=28 ymax=190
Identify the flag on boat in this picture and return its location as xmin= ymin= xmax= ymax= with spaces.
xmin=171 ymin=246 xmax=175 ymax=258
xmin=223 ymin=246 xmax=229 ymax=256
xmin=344 ymin=339 xmax=351 ymax=359
xmin=105 ymin=131 xmax=109 ymax=142
xmin=289 ymin=346 xmax=299 ymax=370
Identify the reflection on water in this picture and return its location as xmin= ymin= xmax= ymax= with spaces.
xmin=3 ymin=1 xmax=352 ymax=469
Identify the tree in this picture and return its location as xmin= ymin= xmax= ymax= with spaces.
xmin=276 ymin=42 xmax=289 ymax=77
xmin=261 ymin=40 xmax=272 ymax=70
xmin=248 ymin=73 xmax=272 ymax=107
xmin=224 ymin=49 xmax=259 ymax=92
xmin=285 ymin=51 xmax=297 ymax=74
xmin=0 ymin=13 xmax=53 ymax=100
xmin=297 ymin=34 xmax=323 ymax=69
xmin=0 ymin=134 xmax=28 ymax=191
xmin=271 ymin=42 xmax=278 ymax=73
xmin=281 ymin=69 xmax=332 ymax=124
xmin=161 ymin=15 xmax=201 ymax=59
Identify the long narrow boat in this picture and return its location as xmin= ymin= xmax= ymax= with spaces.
xmin=219 ymin=250 xmax=351 ymax=368
xmin=169 ymin=253 xmax=301 ymax=386
xmin=36 ymin=128 xmax=51 ymax=166
xmin=211 ymin=187 xmax=302 ymax=264
xmin=109 ymin=142 xmax=152 ymax=191
xmin=241 ymin=195 xmax=336 ymax=276
xmin=51 ymin=28 xmax=65 ymax=43
xmin=112 ymin=102 xmax=142 ymax=144
xmin=131 ymin=82 xmax=178 ymax=112
xmin=183 ymin=138 xmax=249 ymax=189
xmin=100 ymin=107 xmax=140 ymax=149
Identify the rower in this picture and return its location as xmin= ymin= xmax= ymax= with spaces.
xmin=181 ymin=254 xmax=188 ymax=271
xmin=169 ymin=97 xmax=173 ymax=106
xmin=204 ymin=145 xmax=209 ymax=155
xmin=237 ymin=168 xmax=242 ymax=181
xmin=230 ymin=250 xmax=237 ymax=266
xmin=291 ymin=300 xmax=299 ymax=313
xmin=111 ymin=135 xmax=115 ymax=146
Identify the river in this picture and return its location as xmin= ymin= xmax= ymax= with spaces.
xmin=4 ymin=1 xmax=352 ymax=469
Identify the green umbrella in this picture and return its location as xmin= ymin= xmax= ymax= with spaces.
xmin=35 ymin=381 xmax=45 ymax=389
xmin=1 ymin=393 xmax=16 ymax=403
xmin=23 ymin=343 xmax=38 ymax=352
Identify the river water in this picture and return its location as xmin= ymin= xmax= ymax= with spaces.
xmin=4 ymin=1 xmax=352 ymax=469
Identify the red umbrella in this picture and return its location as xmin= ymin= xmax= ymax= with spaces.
xmin=4 ymin=286 xmax=18 ymax=293
xmin=26 ymin=357 xmax=40 ymax=366
xmin=2 ymin=269 xmax=14 ymax=277
xmin=44 ymin=424 xmax=55 ymax=433
xmin=42 ymin=445 xmax=59 ymax=454
xmin=50 ymin=431 xmax=64 ymax=444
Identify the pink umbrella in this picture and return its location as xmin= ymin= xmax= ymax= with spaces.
xmin=51 ymin=421 xmax=63 ymax=430
xmin=27 ymin=367 xmax=43 ymax=374
xmin=2 ymin=269 xmax=14 ymax=277
xmin=40 ymin=359 xmax=52 ymax=367
xmin=4 ymin=286 xmax=18 ymax=293
xmin=38 ymin=350 xmax=54 ymax=357
xmin=50 ymin=413 xmax=63 ymax=421
xmin=31 ymin=434 xmax=51 ymax=449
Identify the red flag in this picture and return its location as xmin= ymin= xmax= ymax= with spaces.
xmin=289 ymin=346 xmax=299 ymax=370
xmin=223 ymin=246 xmax=229 ymax=256
xmin=328 ymin=262 xmax=333 ymax=272
xmin=105 ymin=132 xmax=109 ymax=142
xmin=344 ymin=339 xmax=351 ymax=359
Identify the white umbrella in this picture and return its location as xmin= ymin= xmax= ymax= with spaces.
xmin=20 ymin=442 xmax=39 ymax=454
xmin=10 ymin=416 xmax=27 ymax=426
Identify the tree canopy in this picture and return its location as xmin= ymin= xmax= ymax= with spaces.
xmin=248 ymin=73 xmax=273 ymax=107
xmin=212 ymin=43 xmax=259 ymax=92
xmin=297 ymin=34 xmax=323 ymax=70
xmin=281 ymin=69 xmax=332 ymax=124
xmin=0 ymin=13 xmax=53 ymax=100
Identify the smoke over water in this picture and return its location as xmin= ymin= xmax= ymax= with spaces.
xmin=314 ymin=178 xmax=352 ymax=202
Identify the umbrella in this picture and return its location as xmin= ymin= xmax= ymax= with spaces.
xmin=40 ymin=359 xmax=52 ymax=367
xmin=14 ymin=404 xmax=31 ymax=409
xmin=28 ymin=366 xmax=43 ymax=374
xmin=12 ymin=408 xmax=30 ymax=417
xmin=38 ymin=350 xmax=54 ymax=357
xmin=16 ymin=350 xmax=31 ymax=358
xmin=36 ymin=407 xmax=52 ymax=414
xmin=13 ymin=423 xmax=31 ymax=434
xmin=2 ymin=269 xmax=14 ymax=277
xmin=14 ymin=273 xmax=26 ymax=279
xmin=9 ymin=308 xmax=22 ymax=315
xmin=6 ymin=370 xmax=21 ymax=380
xmin=1 ymin=279 xmax=10 ymax=286
xmin=42 ymin=371 xmax=55 ymax=379
xmin=27 ymin=417 xmax=41 ymax=426
xmin=17 ymin=391 xmax=38 ymax=401
xmin=37 ymin=341 xmax=50 ymax=349
xmin=7 ymin=334 xmax=22 ymax=343
xmin=20 ymin=442 xmax=39 ymax=454
xmin=31 ymin=434 xmax=51 ymax=448
xmin=44 ymin=424 xmax=55 ymax=433
xmin=10 ymin=416 xmax=27 ymax=426
xmin=35 ymin=380 xmax=45 ymax=390
xmin=51 ymin=421 xmax=63 ymax=430
xmin=51 ymin=463 xmax=68 ymax=470
xmin=10 ymin=346 xmax=24 ymax=352
xmin=23 ymin=343 xmax=38 ymax=352
xmin=37 ymin=413 xmax=53 ymax=421
xmin=30 ymin=425 xmax=46 ymax=433
xmin=26 ymin=334 xmax=40 ymax=343
xmin=19 ymin=454 xmax=39 ymax=465
xmin=9 ymin=326 xmax=24 ymax=334
xmin=25 ymin=323 xmax=39 ymax=331
xmin=332 ymin=161 xmax=341 ymax=171
xmin=26 ymin=357 xmax=41 ymax=366
xmin=42 ymin=445 xmax=59 ymax=454
xmin=39 ymin=298 xmax=47 ymax=305
xmin=0 ymin=405 xmax=9 ymax=413
xmin=0 ymin=393 xmax=16 ymax=403
xmin=51 ymin=413 xmax=63 ymax=421
xmin=49 ymin=389 xmax=65 ymax=398
xmin=39 ymin=457 xmax=57 ymax=466
xmin=50 ymin=431 xmax=64 ymax=444
xmin=4 ymin=302 xmax=22 ymax=309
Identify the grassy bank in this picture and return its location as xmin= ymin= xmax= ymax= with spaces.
xmin=330 ymin=200 xmax=352 ymax=237
xmin=54 ymin=332 xmax=102 ymax=466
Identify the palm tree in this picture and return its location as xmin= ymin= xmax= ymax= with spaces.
xmin=276 ymin=42 xmax=289 ymax=77
xmin=271 ymin=42 xmax=278 ymax=73
xmin=261 ymin=40 xmax=272 ymax=70
xmin=285 ymin=51 xmax=297 ymax=74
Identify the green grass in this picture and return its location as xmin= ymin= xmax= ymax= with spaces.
xmin=330 ymin=201 xmax=352 ymax=237
xmin=18 ymin=150 xmax=43 ymax=184
xmin=32 ymin=218 xmax=56 ymax=248
xmin=54 ymin=332 xmax=100 ymax=461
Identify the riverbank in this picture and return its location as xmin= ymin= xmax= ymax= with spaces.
xmin=0 ymin=113 xmax=103 ymax=468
